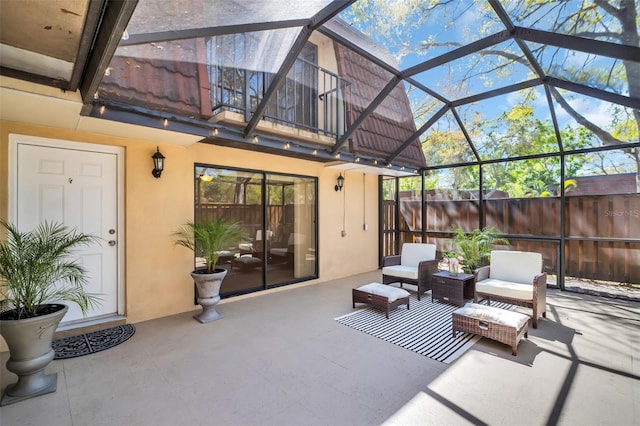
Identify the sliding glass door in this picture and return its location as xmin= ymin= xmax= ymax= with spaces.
xmin=194 ymin=165 xmax=317 ymax=297
xmin=265 ymin=173 xmax=317 ymax=287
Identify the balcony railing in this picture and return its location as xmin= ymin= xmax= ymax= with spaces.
xmin=210 ymin=58 xmax=351 ymax=140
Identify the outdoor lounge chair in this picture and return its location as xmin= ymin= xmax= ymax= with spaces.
xmin=239 ymin=230 xmax=272 ymax=258
xmin=474 ymin=250 xmax=547 ymax=328
xmin=269 ymin=233 xmax=305 ymax=264
xmin=382 ymin=243 xmax=438 ymax=300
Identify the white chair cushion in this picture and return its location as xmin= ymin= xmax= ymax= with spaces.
xmin=400 ymin=243 xmax=436 ymax=268
xmin=489 ymin=250 xmax=542 ymax=284
xmin=382 ymin=265 xmax=418 ymax=280
xmin=255 ymin=230 xmax=273 ymax=241
xmin=476 ymin=278 xmax=534 ymax=300
xmin=455 ymin=303 xmax=529 ymax=329
xmin=357 ymin=283 xmax=410 ymax=302
xmin=238 ymin=242 xmax=253 ymax=251
xmin=270 ymin=247 xmax=288 ymax=257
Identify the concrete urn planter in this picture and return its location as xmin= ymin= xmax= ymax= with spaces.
xmin=0 ymin=304 xmax=68 ymax=406
xmin=191 ymin=268 xmax=228 ymax=323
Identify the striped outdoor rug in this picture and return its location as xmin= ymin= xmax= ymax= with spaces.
xmin=335 ymin=292 xmax=513 ymax=364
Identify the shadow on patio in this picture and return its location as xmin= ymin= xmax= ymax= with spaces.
xmin=1 ymin=270 xmax=639 ymax=426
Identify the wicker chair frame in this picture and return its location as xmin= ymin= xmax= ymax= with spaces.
xmin=452 ymin=308 xmax=529 ymax=356
xmin=473 ymin=265 xmax=547 ymax=328
xmin=352 ymin=287 xmax=410 ymax=319
xmin=382 ymin=256 xmax=439 ymax=301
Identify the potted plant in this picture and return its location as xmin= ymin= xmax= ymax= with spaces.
xmin=0 ymin=220 xmax=100 ymax=406
xmin=173 ymin=219 xmax=247 ymax=323
xmin=451 ymin=226 xmax=510 ymax=273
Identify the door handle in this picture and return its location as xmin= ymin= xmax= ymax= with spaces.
xmin=108 ymin=240 xmax=116 ymax=246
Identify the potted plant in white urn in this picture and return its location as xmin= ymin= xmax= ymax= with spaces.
xmin=0 ymin=220 xmax=100 ymax=406
xmin=173 ymin=219 xmax=246 ymax=323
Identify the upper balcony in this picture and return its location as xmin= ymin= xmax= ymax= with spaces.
xmin=93 ymin=27 xmax=426 ymax=171
xmin=208 ymin=54 xmax=352 ymax=147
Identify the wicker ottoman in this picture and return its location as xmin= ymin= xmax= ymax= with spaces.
xmin=452 ymin=303 xmax=529 ymax=356
xmin=352 ymin=283 xmax=410 ymax=319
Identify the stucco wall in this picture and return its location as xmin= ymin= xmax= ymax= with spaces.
xmin=0 ymin=120 xmax=380 ymax=329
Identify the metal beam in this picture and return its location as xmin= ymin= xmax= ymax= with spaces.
xmin=317 ymin=26 xmax=400 ymax=77
xmin=0 ymin=67 xmax=71 ymax=90
xmin=88 ymin=99 xmax=419 ymax=172
xmin=488 ymin=0 xmax=515 ymax=32
xmin=402 ymin=30 xmax=512 ymax=78
xmin=69 ymin=0 xmax=108 ymax=91
xmin=488 ymin=1 xmax=549 ymax=81
xmin=244 ymin=0 xmax=354 ymax=138
xmin=421 ymin=139 xmax=640 ymax=172
xmin=388 ymin=104 xmax=448 ymax=163
xmin=405 ymin=77 xmax=450 ymax=104
xmin=243 ymin=27 xmax=312 ymax=138
xmin=80 ymin=0 xmax=138 ymax=107
xmin=331 ymin=76 xmax=401 ymax=154
xmin=309 ymin=1 xmax=356 ymax=28
xmin=544 ymin=84 xmax=564 ymax=152
xmin=548 ymin=77 xmax=640 ymax=109
xmin=451 ymin=78 xmax=542 ymax=107
xmin=120 ymin=19 xmax=310 ymax=46
xmin=451 ymin=107 xmax=481 ymax=163
xmin=514 ymin=26 xmax=640 ymax=62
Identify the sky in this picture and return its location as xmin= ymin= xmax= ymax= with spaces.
xmin=335 ymin=0 xmax=637 ymax=173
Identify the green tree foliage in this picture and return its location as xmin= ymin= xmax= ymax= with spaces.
xmin=342 ymin=0 xmax=640 ymax=191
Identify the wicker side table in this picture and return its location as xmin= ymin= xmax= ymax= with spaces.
xmin=432 ymin=271 xmax=475 ymax=306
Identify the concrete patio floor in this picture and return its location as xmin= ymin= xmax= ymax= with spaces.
xmin=1 ymin=270 xmax=639 ymax=426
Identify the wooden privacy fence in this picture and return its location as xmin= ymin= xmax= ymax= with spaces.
xmin=195 ymin=203 xmax=315 ymax=247
xmin=196 ymin=203 xmax=285 ymax=239
xmin=384 ymin=193 xmax=640 ymax=284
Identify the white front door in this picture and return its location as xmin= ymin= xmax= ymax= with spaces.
xmin=11 ymin=135 xmax=122 ymax=325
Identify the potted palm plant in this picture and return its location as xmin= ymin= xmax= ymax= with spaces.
xmin=451 ymin=226 xmax=510 ymax=273
xmin=0 ymin=220 xmax=100 ymax=406
xmin=173 ymin=219 xmax=246 ymax=323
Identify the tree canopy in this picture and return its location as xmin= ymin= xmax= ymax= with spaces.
xmin=341 ymin=0 xmax=639 ymax=192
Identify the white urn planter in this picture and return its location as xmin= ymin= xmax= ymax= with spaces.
xmin=191 ymin=268 xmax=227 ymax=323
xmin=0 ymin=304 xmax=68 ymax=406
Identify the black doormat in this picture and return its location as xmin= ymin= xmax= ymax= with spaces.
xmin=53 ymin=324 xmax=135 ymax=359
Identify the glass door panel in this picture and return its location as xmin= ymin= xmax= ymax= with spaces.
xmin=195 ymin=166 xmax=265 ymax=296
xmin=265 ymin=174 xmax=317 ymax=287
xmin=195 ymin=165 xmax=318 ymax=296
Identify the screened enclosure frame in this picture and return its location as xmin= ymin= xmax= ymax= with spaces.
xmin=42 ymin=0 xmax=636 ymax=174
xmin=380 ymin=142 xmax=640 ymax=290
xmin=3 ymin=0 xmax=638 ymax=291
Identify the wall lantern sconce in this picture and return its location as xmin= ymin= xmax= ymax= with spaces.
xmin=152 ymin=147 xmax=165 ymax=178
xmin=335 ymin=173 xmax=345 ymax=192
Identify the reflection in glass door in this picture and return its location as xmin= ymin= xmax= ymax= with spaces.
xmin=265 ymin=174 xmax=317 ymax=288
xmin=194 ymin=165 xmax=317 ymax=297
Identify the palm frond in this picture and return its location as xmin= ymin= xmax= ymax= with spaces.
xmin=0 ymin=220 xmax=102 ymax=319
xmin=173 ymin=219 xmax=247 ymax=273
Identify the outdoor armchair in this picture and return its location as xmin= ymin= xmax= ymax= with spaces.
xmin=382 ymin=243 xmax=438 ymax=300
xmin=239 ymin=230 xmax=272 ymax=258
xmin=474 ymin=250 xmax=547 ymax=328
xmin=269 ymin=232 xmax=305 ymax=264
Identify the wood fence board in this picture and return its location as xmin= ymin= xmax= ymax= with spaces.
xmin=386 ymin=193 xmax=639 ymax=283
